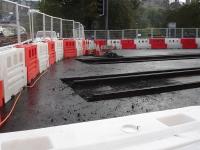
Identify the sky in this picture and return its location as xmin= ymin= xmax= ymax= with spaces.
xmin=170 ymin=0 xmax=186 ymax=2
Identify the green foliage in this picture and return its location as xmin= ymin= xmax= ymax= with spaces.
xmin=136 ymin=7 xmax=167 ymax=28
xmin=39 ymin=0 xmax=140 ymax=29
xmin=166 ymin=2 xmax=200 ymax=28
xmin=39 ymin=0 xmax=200 ymax=29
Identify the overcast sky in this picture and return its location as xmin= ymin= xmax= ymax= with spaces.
xmin=170 ymin=0 xmax=186 ymax=2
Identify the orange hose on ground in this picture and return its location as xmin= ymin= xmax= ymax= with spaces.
xmin=26 ymin=70 xmax=48 ymax=88
xmin=0 ymin=70 xmax=48 ymax=127
xmin=0 ymin=92 xmax=21 ymax=127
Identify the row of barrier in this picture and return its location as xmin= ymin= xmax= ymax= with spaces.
xmin=0 ymin=38 xmax=87 ymax=108
xmin=0 ymin=37 xmax=200 ymax=107
xmin=89 ymin=38 xmax=200 ymax=51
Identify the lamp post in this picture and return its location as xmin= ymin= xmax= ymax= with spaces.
xmin=105 ymin=0 xmax=108 ymax=30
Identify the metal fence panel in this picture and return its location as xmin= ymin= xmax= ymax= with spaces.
xmin=109 ymin=30 xmax=122 ymax=39
xmin=32 ymin=11 xmax=43 ymax=39
xmin=18 ymin=5 xmax=31 ymax=42
xmin=124 ymin=29 xmax=137 ymax=39
xmin=96 ymin=30 xmax=107 ymax=39
xmin=0 ymin=0 xmax=18 ymax=47
xmin=53 ymin=17 xmax=61 ymax=38
xmin=0 ymin=0 xmax=85 ymax=47
xmin=62 ymin=19 xmax=73 ymax=38
xmin=183 ymin=28 xmax=197 ymax=38
xmin=85 ymin=30 xmax=95 ymax=39
xmin=138 ymin=29 xmax=152 ymax=38
xmin=152 ymin=28 xmax=167 ymax=38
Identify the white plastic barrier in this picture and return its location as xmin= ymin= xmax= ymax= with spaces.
xmin=76 ymin=39 xmax=83 ymax=56
xmin=135 ymin=39 xmax=151 ymax=49
xmin=165 ymin=38 xmax=182 ymax=49
xmin=36 ymin=42 xmax=49 ymax=73
xmin=88 ymin=40 xmax=95 ymax=50
xmin=0 ymin=48 xmax=27 ymax=103
xmin=195 ymin=38 xmax=200 ymax=48
xmin=1 ymin=106 xmax=200 ymax=150
xmin=54 ymin=40 xmax=64 ymax=62
xmin=107 ymin=40 xmax=122 ymax=49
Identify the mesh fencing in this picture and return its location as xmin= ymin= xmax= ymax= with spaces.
xmin=0 ymin=0 xmax=17 ymax=46
xmin=124 ymin=29 xmax=137 ymax=39
xmin=32 ymin=11 xmax=43 ymax=39
xmin=53 ymin=17 xmax=61 ymax=38
xmin=109 ymin=30 xmax=122 ymax=39
xmin=62 ymin=19 xmax=73 ymax=38
xmin=85 ymin=30 xmax=95 ymax=39
xmin=85 ymin=28 xmax=200 ymax=40
xmin=96 ymin=30 xmax=107 ymax=39
xmin=0 ymin=0 xmax=85 ymax=47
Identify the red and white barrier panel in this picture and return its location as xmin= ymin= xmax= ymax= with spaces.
xmin=165 ymin=38 xmax=182 ymax=49
xmin=88 ymin=38 xmax=200 ymax=50
xmin=54 ymin=40 xmax=64 ymax=62
xmin=135 ymin=39 xmax=151 ymax=49
xmin=121 ymin=39 xmax=136 ymax=49
xmin=47 ymin=40 xmax=56 ymax=65
xmin=95 ymin=39 xmax=106 ymax=49
xmin=149 ymin=38 xmax=167 ymax=49
xmin=76 ymin=39 xmax=84 ymax=57
xmin=196 ymin=38 xmax=200 ymax=48
xmin=0 ymin=80 xmax=4 ymax=107
xmin=181 ymin=38 xmax=198 ymax=49
xmin=1 ymin=106 xmax=200 ymax=150
xmin=107 ymin=40 xmax=122 ymax=49
xmin=36 ymin=42 xmax=49 ymax=73
xmin=63 ymin=39 xmax=77 ymax=58
xmin=0 ymin=48 xmax=27 ymax=104
xmin=16 ymin=44 xmax=40 ymax=84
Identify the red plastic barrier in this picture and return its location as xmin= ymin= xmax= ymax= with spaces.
xmin=121 ymin=39 xmax=136 ymax=49
xmin=149 ymin=38 xmax=167 ymax=49
xmin=94 ymin=39 xmax=106 ymax=49
xmin=63 ymin=39 xmax=77 ymax=58
xmin=16 ymin=44 xmax=39 ymax=84
xmin=47 ymin=41 xmax=56 ymax=65
xmin=181 ymin=38 xmax=197 ymax=49
xmin=82 ymin=40 xmax=87 ymax=55
xmin=0 ymin=80 xmax=4 ymax=108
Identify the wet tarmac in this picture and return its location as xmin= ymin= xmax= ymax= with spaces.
xmin=1 ymin=49 xmax=200 ymax=133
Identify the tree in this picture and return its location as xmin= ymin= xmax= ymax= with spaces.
xmin=165 ymin=2 xmax=200 ymax=28
xmin=39 ymin=0 xmax=140 ymax=29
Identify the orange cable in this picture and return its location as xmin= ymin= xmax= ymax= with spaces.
xmin=26 ymin=70 xmax=48 ymax=88
xmin=0 ymin=92 xmax=21 ymax=127
xmin=0 ymin=70 xmax=48 ymax=127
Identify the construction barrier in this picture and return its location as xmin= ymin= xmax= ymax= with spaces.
xmin=94 ymin=45 xmax=104 ymax=57
xmin=83 ymin=40 xmax=96 ymax=55
xmin=76 ymin=39 xmax=83 ymax=56
xmin=16 ymin=44 xmax=39 ymax=84
xmin=121 ymin=39 xmax=136 ymax=49
xmin=135 ymin=39 xmax=151 ymax=49
xmin=36 ymin=42 xmax=49 ymax=73
xmin=107 ymin=40 xmax=121 ymax=49
xmin=94 ymin=39 xmax=106 ymax=49
xmin=165 ymin=38 xmax=182 ymax=49
xmin=149 ymin=38 xmax=167 ymax=49
xmin=0 ymin=48 xmax=27 ymax=103
xmin=88 ymin=40 xmax=96 ymax=54
xmin=54 ymin=40 xmax=64 ymax=62
xmin=63 ymin=39 xmax=77 ymax=58
xmin=0 ymin=81 xmax=4 ymax=107
xmin=47 ymin=41 xmax=56 ymax=65
xmin=181 ymin=38 xmax=197 ymax=49
xmin=82 ymin=40 xmax=89 ymax=56
xmin=196 ymin=38 xmax=200 ymax=48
